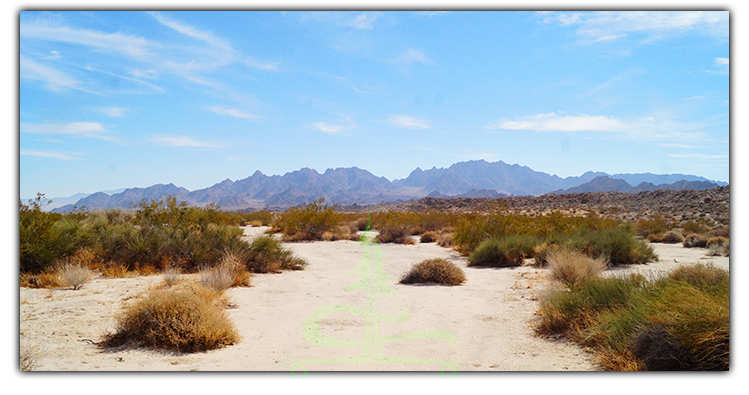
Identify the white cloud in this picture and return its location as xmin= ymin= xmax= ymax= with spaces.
xmin=20 ymin=56 xmax=86 ymax=93
xmin=543 ymin=11 xmax=728 ymax=44
xmin=658 ymin=143 xmax=695 ymax=149
xmin=209 ymin=106 xmax=259 ymax=121
xmin=715 ymin=57 xmax=729 ymax=65
xmin=151 ymin=134 xmax=219 ymax=148
xmin=414 ymin=11 xmax=450 ymax=18
xmin=312 ymin=122 xmax=346 ymax=135
xmin=489 ymin=113 xmax=624 ymax=132
xmin=150 ymin=12 xmax=233 ymax=54
xmin=21 ymin=121 xmax=116 ymax=140
xmin=386 ymin=114 xmax=432 ymax=130
xmin=97 ymin=107 xmax=128 ymax=117
xmin=346 ymin=12 xmax=377 ymax=29
xmin=20 ymin=149 xmax=77 ymax=160
xmin=21 ymin=19 xmax=152 ymax=59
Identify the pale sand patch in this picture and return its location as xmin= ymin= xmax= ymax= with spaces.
xmin=22 ymin=237 xmax=724 ymax=372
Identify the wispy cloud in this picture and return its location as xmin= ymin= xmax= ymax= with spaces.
xmin=151 ymin=134 xmax=219 ymax=148
xmin=414 ymin=11 xmax=450 ymax=18
xmin=707 ymin=57 xmax=729 ymax=75
xmin=21 ymin=19 xmax=152 ymax=59
xmin=659 ymin=143 xmax=696 ymax=149
xmin=20 ymin=149 xmax=78 ymax=161
xmin=97 ymin=107 xmax=128 ymax=117
xmin=669 ymin=153 xmax=728 ymax=159
xmin=386 ymin=114 xmax=432 ymax=129
xmin=379 ymin=49 xmax=430 ymax=65
xmin=346 ymin=12 xmax=378 ymax=29
xmin=312 ymin=122 xmax=347 ymax=135
xmin=209 ymin=106 xmax=259 ymax=121
xmin=21 ymin=121 xmax=117 ymax=140
xmin=489 ymin=113 xmax=624 ymax=132
xmin=151 ymin=12 xmax=233 ymax=53
xmin=20 ymin=56 xmax=88 ymax=93
xmin=541 ymin=11 xmax=728 ymax=45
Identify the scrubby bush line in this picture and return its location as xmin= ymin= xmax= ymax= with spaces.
xmin=536 ymin=263 xmax=729 ymax=371
xmin=20 ymin=194 xmax=307 ymax=283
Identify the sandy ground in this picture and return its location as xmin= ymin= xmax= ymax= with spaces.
xmin=19 ymin=228 xmax=728 ymax=372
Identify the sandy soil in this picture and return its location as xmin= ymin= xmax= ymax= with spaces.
xmin=19 ymin=229 xmax=728 ymax=372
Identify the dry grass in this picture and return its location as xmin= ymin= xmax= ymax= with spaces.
xmin=200 ymin=252 xmax=252 ymax=291
xmin=248 ymin=219 xmax=263 ymax=227
xmin=706 ymin=237 xmax=729 ymax=257
xmin=321 ymin=225 xmax=360 ymax=241
xmin=547 ymin=248 xmax=608 ymax=287
xmin=101 ymin=284 xmax=239 ymax=353
xmin=20 ymin=270 xmax=61 ymax=288
xmin=683 ymin=233 xmax=708 ymax=248
xmin=400 ymin=258 xmax=466 ymax=286
xmin=56 ymin=263 xmax=95 ymax=290
xmin=437 ymin=232 xmax=454 ymax=248
xmin=647 ymin=230 xmax=684 ymax=244
xmin=162 ymin=267 xmax=181 ymax=287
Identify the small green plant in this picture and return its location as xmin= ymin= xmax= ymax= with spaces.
xmin=400 ymin=258 xmax=466 ymax=286
xmin=273 ymin=198 xmax=343 ymax=241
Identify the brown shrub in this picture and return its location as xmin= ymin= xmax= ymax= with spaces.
xmin=683 ymin=234 xmax=708 ymax=248
xmin=200 ymin=252 xmax=252 ymax=291
xmin=419 ymin=231 xmax=439 ymax=243
xmin=437 ymin=233 xmax=454 ymax=248
xmin=377 ymin=224 xmax=416 ymax=244
xmin=706 ymin=237 xmax=729 ymax=257
xmin=56 ymin=263 xmax=95 ymax=290
xmin=400 ymin=258 xmax=466 ymax=286
xmin=647 ymin=230 xmax=684 ymax=244
xmin=102 ymin=284 xmax=239 ymax=353
xmin=20 ymin=270 xmax=61 ymax=288
xmin=709 ymin=225 xmax=729 ymax=238
xmin=547 ymin=248 xmax=608 ymax=287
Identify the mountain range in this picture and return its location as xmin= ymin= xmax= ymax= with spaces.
xmin=50 ymin=160 xmax=727 ymax=212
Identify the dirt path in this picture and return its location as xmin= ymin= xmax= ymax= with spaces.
xmin=20 ymin=230 xmax=727 ymax=372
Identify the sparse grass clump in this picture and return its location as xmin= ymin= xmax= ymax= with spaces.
xmin=400 ymin=258 xmax=466 ymax=286
xmin=162 ymin=267 xmax=181 ymax=287
xmin=245 ymin=235 xmax=307 ymax=273
xmin=102 ymin=284 xmax=239 ymax=353
xmin=536 ymin=263 xmax=729 ymax=371
xmin=437 ymin=232 xmax=454 ymax=248
xmin=200 ymin=251 xmax=252 ymax=291
xmin=547 ymin=248 xmax=608 ymax=287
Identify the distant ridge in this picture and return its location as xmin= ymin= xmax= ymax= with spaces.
xmin=51 ymin=160 xmax=727 ymax=212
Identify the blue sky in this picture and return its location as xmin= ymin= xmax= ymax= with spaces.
xmin=19 ymin=10 xmax=729 ymax=199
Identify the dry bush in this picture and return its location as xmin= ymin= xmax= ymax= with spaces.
xmin=321 ymin=225 xmax=359 ymax=241
xmin=20 ymin=270 xmax=61 ymax=288
xmin=200 ymin=252 xmax=252 ymax=291
xmin=419 ymin=231 xmax=439 ymax=243
xmin=683 ymin=233 xmax=708 ymax=248
xmin=647 ymin=230 xmax=684 ymax=244
xmin=162 ymin=267 xmax=181 ymax=287
xmin=400 ymin=258 xmax=466 ymax=286
xmin=376 ymin=224 xmax=415 ymax=244
xmin=56 ymin=263 xmax=95 ymax=290
xmin=102 ymin=284 xmax=239 ymax=353
xmin=354 ymin=217 xmax=370 ymax=231
xmin=709 ymin=225 xmax=729 ymax=238
xmin=547 ymin=248 xmax=608 ymax=287
xmin=706 ymin=237 xmax=729 ymax=257
xmin=437 ymin=233 xmax=454 ymax=248
xmin=248 ymin=220 xmax=263 ymax=227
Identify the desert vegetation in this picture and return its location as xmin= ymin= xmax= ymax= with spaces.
xmin=400 ymin=258 xmax=466 ymax=286
xmin=536 ymin=262 xmax=729 ymax=370
xmin=101 ymin=283 xmax=240 ymax=353
xmin=20 ymin=194 xmax=306 ymax=287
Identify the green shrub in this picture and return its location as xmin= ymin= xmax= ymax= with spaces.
xmin=102 ymin=285 xmax=239 ymax=352
xmin=400 ymin=258 xmax=466 ymax=286
xmin=536 ymin=264 xmax=729 ymax=371
xmin=583 ymin=226 xmax=656 ymax=265
xmin=245 ymin=235 xmax=307 ymax=273
xmin=273 ymin=198 xmax=343 ymax=241
xmin=467 ymin=236 xmax=537 ymax=267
